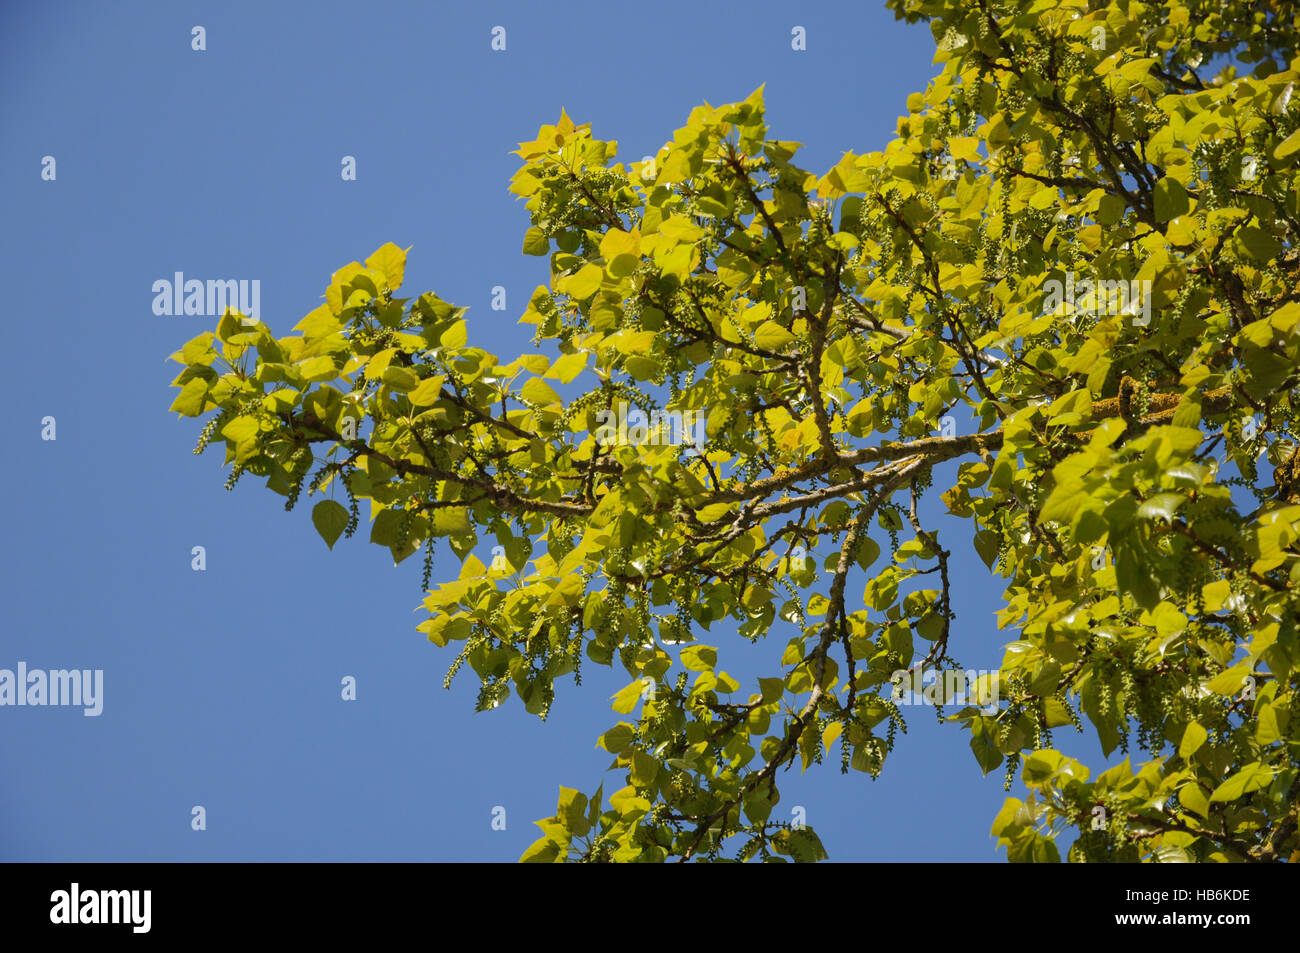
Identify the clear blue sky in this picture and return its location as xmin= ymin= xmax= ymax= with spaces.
xmin=0 ymin=0 xmax=1106 ymax=861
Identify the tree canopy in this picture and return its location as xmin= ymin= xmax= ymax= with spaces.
xmin=169 ymin=0 xmax=1300 ymax=861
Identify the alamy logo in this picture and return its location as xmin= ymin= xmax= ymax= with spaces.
xmin=1042 ymin=271 xmax=1151 ymax=326
xmin=891 ymin=667 xmax=998 ymax=713
xmin=152 ymin=272 xmax=260 ymax=323
xmin=0 ymin=662 xmax=103 ymax=716
xmin=594 ymin=401 xmax=706 ymax=447
xmin=50 ymin=883 xmax=150 ymax=933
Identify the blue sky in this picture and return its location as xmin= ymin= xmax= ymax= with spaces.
xmin=0 ymin=0 xmax=1107 ymax=861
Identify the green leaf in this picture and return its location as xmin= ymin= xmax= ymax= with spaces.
xmin=630 ymin=750 xmax=658 ymax=787
xmin=973 ymin=530 xmax=1000 ymax=569
xmin=625 ymin=356 xmax=660 ymax=381
xmin=1153 ymin=177 xmax=1190 ymax=222
xmin=1180 ymin=782 xmax=1211 ymax=819
xmin=556 ymin=787 xmax=589 ymax=835
xmin=1114 ymin=541 xmax=1159 ymax=610
xmin=521 ymin=377 xmax=561 ymax=406
xmin=1238 ymin=226 xmax=1282 ymax=262
xmin=754 ymin=321 xmax=795 ymax=351
xmin=522 ymin=227 xmax=549 ymax=256
xmin=408 ymin=374 xmax=445 ymax=407
xmin=1040 ymin=481 xmax=1086 ymax=523
xmin=1178 ymin=721 xmax=1207 ymax=758
xmin=382 ymin=366 xmax=418 ymax=392
xmin=299 ymin=355 xmax=339 ymax=382
xmin=1256 ymin=704 xmax=1283 ymax=745
xmin=519 ymin=838 xmax=562 ymax=863
xmin=771 ymin=827 xmax=829 ymax=862
xmin=1268 ymin=301 xmax=1300 ymax=333
xmin=608 ymin=785 xmax=650 ymax=819
xmin=311 ymin=500 xmax=349 ymax=550
xmin=1209 ymin=762 xmax=1273 ymax=802
xmin=364 ymin=242 xmax=408 ymax=290
xmin=261 ymin=388 xmax=299 ymax=413
xmin=598 ymin=723 xmax=636 ymax=754
xmin=990 ymin=798 xmax=1025 ymax=837
xmin=169 ymin=378 xmax=210 ymax=417
xmin=546 ymin=351 xmax=588 ymax=384
xmin=176 ymin=331 xmax=217 ymax=365
xmin=1206 ymin=664 xmax=1252 ymax=696
xmin=854 ymin=536 xmax=881 ymax=570
xmin=216 ymin=309 xmax=247 ymax=343
xmin=440 ymin=320 xmax=468 ymax=349
xmin=369 ymin=508 xmax=405 ymax=547
xmin=1151 ymin=601 xmax=1187 ymax=638
xmin=1274 ymin=129 xmax=1300 ymax=160
xmin=969 ymin=717 xmax=1003 ymax=775
xmin=1007 ymin=831 xmax=1060 ymax=863
xmin=1137 ymin=493 xmax=1184 ymax=523
xmin=743 ymin=786 xmax=779 ymax=825
xmin=1201 ymin=579 xmax=1232 ymax=612
xmin=680 ymin=645 xmax=717 ymax=671
xmin=611 ymin=680 xmax=646 ymax=714
xmin=565 ymin=264 xmax=603 ymax=299
xmin=430 ymin=506 xmax=471 ymax=536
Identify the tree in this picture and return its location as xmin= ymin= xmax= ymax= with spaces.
xmin=168 ymin=0 xmax=1300 ymax=862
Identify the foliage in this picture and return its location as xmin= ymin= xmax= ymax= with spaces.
xmin=169 ymin=0 xmax=1300 ymax=862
